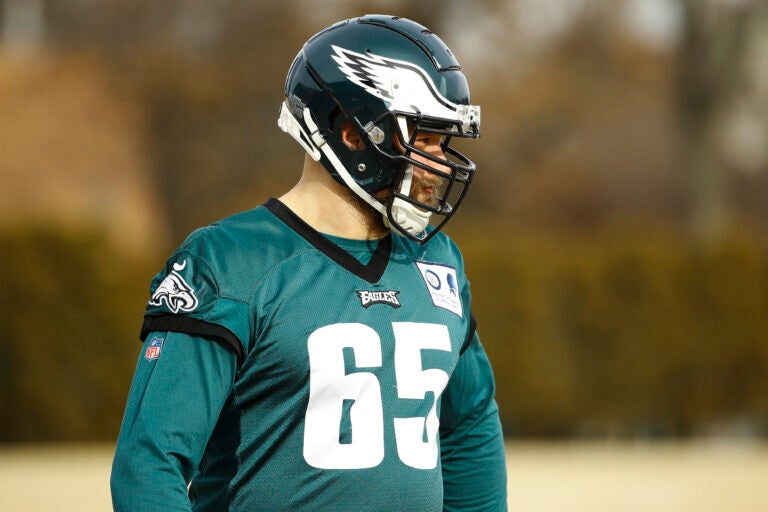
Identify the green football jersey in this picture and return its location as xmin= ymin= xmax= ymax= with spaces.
xmin=111 ymin=199 xmax=506 ymax=512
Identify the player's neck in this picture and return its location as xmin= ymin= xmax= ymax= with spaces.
xmin=279 ymin=156 xmax=389 ymax=241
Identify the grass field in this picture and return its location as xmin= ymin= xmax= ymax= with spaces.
xmin=1 ymin=441 xmax=766 ymax=511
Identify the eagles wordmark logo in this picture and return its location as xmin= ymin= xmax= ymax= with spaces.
xmin=149 ymin=260 xmax=199 ymax=313
xmin=356 ymin=290 xmax=401 ymax=309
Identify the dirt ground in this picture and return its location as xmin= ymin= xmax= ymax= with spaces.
xmin=0 ymin=441 xmax=766 ymax=511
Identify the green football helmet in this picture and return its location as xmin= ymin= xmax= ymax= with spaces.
xmin=278 ymin=14 xmax=481 ymax=243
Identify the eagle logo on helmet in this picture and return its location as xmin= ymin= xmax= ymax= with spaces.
xmin=149 ymin=260 xmax=199 ymax=313
xmin=331 ymin=45 xmax=464 ymax=124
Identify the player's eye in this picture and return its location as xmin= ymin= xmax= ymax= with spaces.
xmin=416 ymin=136 xmax=444 ymax=147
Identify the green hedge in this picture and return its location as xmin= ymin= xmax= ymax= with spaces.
xmin=0 ymin=227 xmax=154 ymax=442
xmin=1 ymin=225 xmax=767 ymax=441
xmin=458 ymin=225 xmax=768 ymax=437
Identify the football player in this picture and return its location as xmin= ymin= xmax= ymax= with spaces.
xmin=111 ymin=14 xmax=507 ymax=511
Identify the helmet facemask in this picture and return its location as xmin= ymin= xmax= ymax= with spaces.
xmin=369 ymin=112 xmax=478 ymax=242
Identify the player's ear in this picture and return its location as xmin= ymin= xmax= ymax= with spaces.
xmin=341 ymin=120 xmax=366 ymax=150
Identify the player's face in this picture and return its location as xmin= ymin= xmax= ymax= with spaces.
xmin=386 ymin=130 xmax=449 ymax=209
xmin=409 ymin=132 xmax=448 ymax=208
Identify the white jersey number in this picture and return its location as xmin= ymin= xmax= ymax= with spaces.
xmin=303 ymin=322 xmax=451 ymax=470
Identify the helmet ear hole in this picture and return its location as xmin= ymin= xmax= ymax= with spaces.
xmin=340 ymin=120 xmax=366 ymax=150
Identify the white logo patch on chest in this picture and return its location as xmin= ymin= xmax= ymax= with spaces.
xmin=415 ymin=261 xmax=462 ymax=317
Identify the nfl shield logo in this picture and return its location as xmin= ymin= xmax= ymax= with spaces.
xmin=145 ymin=335 xmax=165 ymax=361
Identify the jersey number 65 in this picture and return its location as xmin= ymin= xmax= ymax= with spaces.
xmin=303 ymin=322 xmax=451 ymax=470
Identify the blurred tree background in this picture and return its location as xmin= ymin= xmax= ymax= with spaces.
xmin=0 ymin=0 xmax=766 ymax=442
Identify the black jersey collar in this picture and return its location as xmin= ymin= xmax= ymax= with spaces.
xmin=264 ymin=198 xmax=391 ymax=284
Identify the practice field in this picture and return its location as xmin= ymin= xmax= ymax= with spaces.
xmin=0 ymin=442 xmax=766 ymax=511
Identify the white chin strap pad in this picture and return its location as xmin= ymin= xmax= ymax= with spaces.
xmin=384 ymin=166 xmax=432 ymax=236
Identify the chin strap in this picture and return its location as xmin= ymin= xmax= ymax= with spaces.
xmin=278 ymin=102 xmax=431 ymax=239
xmin=384 ymin=169 xmax=431 ymax=236
xmin=386 ymin=117 xmax=431 ymax=237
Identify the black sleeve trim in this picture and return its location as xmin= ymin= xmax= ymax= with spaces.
xmin=140 ymin=314 xmax=245 ymax=364
xmin=459 ymin=313 xmax=477 ymax=355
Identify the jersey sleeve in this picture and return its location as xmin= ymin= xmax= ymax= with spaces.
xmin=439 ymin=331 xmax=508 ymax=512
xmin=111 ymin=330 xmax=237 ymax=512
xmin=141 ymin=241 xmax=251 ymax=361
